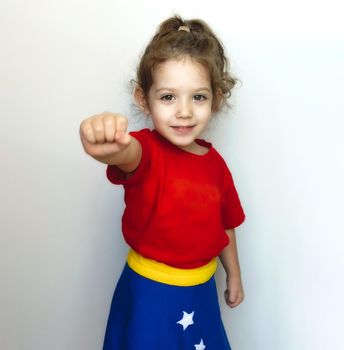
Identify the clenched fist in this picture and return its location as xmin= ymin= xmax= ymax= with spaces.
xmin=79 ymin=112 xmax=132 ymax=159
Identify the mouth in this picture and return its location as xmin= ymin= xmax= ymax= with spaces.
xmin=171 ymin=125 xmax=195 ymax=133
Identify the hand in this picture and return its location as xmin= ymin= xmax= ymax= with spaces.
xmin=79 ymin=112 xmax=131 ymax=158
xmin=224 ymin=275 xmax=244 ymax=308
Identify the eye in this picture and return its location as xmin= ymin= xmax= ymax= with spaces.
xmin=161 ymin=94 xmax=174 ymax=101
xmin=193 ymin=94 xmax=207 ymax=101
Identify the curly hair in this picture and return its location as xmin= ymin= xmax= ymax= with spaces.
xmin=136 ymin=15 xmax=238 ymax=112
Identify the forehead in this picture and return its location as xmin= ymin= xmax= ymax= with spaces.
xmin=151 ymin=57 xmax=211 ymax=89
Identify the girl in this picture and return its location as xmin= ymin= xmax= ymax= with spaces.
xmin=80 ymin=15 xmax=245 ymax=350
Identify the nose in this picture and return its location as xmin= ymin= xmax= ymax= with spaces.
xmin=176 ymin=98 xmax=192 ymax=119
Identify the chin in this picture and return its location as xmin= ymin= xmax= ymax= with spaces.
xmin=172 ymin=137 xmax=194 ymax=146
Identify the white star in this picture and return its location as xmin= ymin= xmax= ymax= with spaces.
xmin=176 ymin=311 xmax=194 ymax=330
xmin=194 ymin=338 xmax=206 ymax=350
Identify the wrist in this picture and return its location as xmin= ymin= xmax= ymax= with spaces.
xmin=226 ymin=271 xmax=242 ymax=280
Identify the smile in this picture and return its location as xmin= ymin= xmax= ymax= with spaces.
xmin=170 ymin=125 xmax=195 ymax=134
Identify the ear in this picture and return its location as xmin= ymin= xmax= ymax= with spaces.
xmin=134 ymin=86 xmax=151 ymax=115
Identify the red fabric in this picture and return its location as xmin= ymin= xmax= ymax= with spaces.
xmin=107 ymin=129 xmax=245 ymax=269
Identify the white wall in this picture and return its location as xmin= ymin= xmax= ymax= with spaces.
xmin=1 ymin=0 xmax=343 ymax=349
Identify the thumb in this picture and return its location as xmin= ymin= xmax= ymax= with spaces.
xmin=229 ymin=289 xmax=237 ymax=303
xmin=115 ymin=130 xmax=132 ymax=146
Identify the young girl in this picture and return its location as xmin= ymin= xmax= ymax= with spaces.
xmin=80 ymin=15 xmax=245 ymax=350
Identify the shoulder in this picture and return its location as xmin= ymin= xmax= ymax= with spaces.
xmin=128 ymin=128 xmax=167 ymax=166
xmin=129 ymin=128 xmax=153 ymax=141
xmin=197 ymin=138 xmax=228 ymax=166
xmin=130 ymin=128 xmax=164 ymax=145
xmin=129 ymin=128 xmax=157 ymax=151
xmin=201 ymin=140 xmax=235 ymax=184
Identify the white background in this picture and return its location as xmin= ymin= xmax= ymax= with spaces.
xmin=1 ymin=0 xmax=343 ymax=349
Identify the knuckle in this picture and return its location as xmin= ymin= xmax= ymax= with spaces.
xmin=117 ymin=114 xmax=127 ymax=123
xmin=117 ymin=118 xmax=128 ymax=130
xmin=92 ymin=120 xmax=103 ymax=133
xmin=80 ymin=120 xmax=90 ymax=133
xmin=104 ymin=116 xmax=116 ymax=126
xmin=85 ymin=128 xmax=93 ymax=137
xmin=94 ymin=125 xmax=103 ymax=133
xmin=81 ymin=124 xmax=92 ymax=138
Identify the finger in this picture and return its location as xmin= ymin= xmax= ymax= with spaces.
xmin=229 ymin=289 xmax=237 ymax=303
xmin=229 ymin=297 xmax=239 ymax=307
xmin=80 ymin=120 xmax=96 ymax=144
xmin=227 ymin=297 xmax=238 ymax=308
xmin=224 ymin=288 xmax=239 ymax=308
xmin=92 ymin=118 xmax=106 ymax=144
xmin=229 ymin=291 xmax=244 ymax=308
xmin=104 ymin=115 xmax=116 ymax=142
xmin=115 ymin=116 xmax=128 ymax=138
xmin=231 ymin=298 xmax=243 ymax=307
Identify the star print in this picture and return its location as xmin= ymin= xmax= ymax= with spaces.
xmin=176 ymin=311 xmax=194 ymax=330
xmin=194 ymin=338 xmax=206 ymax=350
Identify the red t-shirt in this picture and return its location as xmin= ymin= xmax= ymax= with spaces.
xmin=107 ymin=129 xmax=245 ymax=268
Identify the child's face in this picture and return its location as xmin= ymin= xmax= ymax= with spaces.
xmin=144 ymin=56 xmax=213 ymax=153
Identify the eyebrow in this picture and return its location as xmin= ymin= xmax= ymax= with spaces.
xmin=154 ymin=87 xmax=212 ymax=93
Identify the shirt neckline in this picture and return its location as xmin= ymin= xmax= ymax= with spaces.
xmin=152 ymin=129 xmax=213 ymax=159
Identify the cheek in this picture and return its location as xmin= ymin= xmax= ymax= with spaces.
xmin=151 ymin=104 xmax=174 ymax=118
xmin=197 ymin=105 xmax=212 ymax=120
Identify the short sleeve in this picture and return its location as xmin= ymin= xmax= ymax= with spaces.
xmin=106 ymin=129 xmax=151 ymax=186
xmin=221 ymin=163 xmax=245 ymax=229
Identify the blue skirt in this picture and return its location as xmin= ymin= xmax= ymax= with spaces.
xmin=103 ymin=263 xmax=231 ymax=349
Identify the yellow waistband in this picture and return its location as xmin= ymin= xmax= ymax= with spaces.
xmin=127 ymin=249 xmax=217 ymax=286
